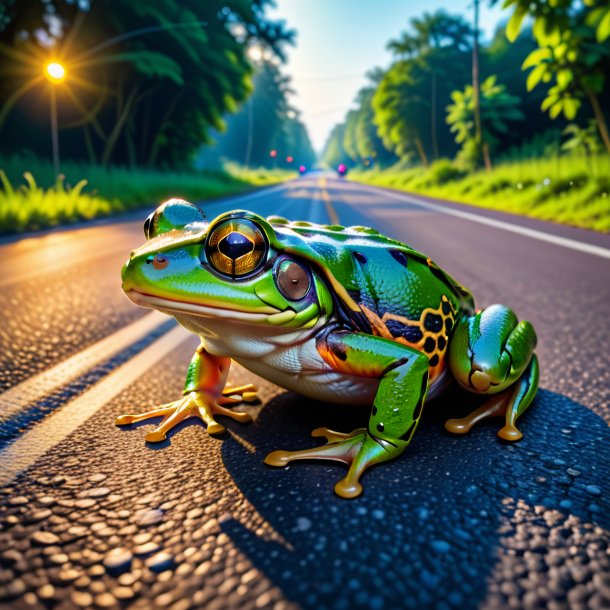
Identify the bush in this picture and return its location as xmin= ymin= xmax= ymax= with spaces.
xmin=428 ymin=159 xmax=467 ymax=185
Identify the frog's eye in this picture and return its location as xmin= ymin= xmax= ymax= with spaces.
xmin=275 ymin=258 xmax=311 ymax=301
xmin=145 ymin=199 xmax=206 ymax=238
xmin=204 ymin=219 xmax=267 ymax=278
xmin=143 ymin=212 xmax=154 ymax=239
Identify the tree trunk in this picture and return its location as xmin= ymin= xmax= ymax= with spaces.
xmin=147 ymin=89 xmax=185 ymax=168
xmin=472 ymin=0 xmax=485 ymax=169
xmin=101 ymin=84 xmax=139 ymax=167
xmin=415 ymin=136 xmax=429 ymax=167
xmin=431 ymin=70 xmax=439 ymax=160
xmin=586 ymin=89 xmax=610 ymax=154
xmin=482 ymin=141 xmax=492 ymax=172
xmin=83 ymin=124 xmax=97 ymax=164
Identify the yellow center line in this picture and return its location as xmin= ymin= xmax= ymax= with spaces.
xmin=0 ymin=325 xmax=191 ymax=486
xmin=318 ymin=177 xmax=340 ymax=225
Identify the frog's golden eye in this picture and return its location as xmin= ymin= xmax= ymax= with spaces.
xmin=275 ymin=258 xmax=311 ymax=301
xmin=204 ymin=219 xmax=267 ymax=278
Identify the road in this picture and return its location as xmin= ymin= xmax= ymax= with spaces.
xmin=1 ymin=173 xmax=609 ymax=610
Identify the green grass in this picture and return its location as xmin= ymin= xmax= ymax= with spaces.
xmin=351 ymin=155 xmax=610 ymax=232
xmin=0 ymin=157 xmax=294 ymax=235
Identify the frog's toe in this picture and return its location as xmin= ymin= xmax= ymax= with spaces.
xmin=334 ymin=477 xmax=363 ymax=499
xmin=444 ymin=393 xmax=508 ymax=436
xmin=206 ymin=421 xmax=227 ymax=436
xmin=497 ymin=424 xmax=523 ymax=441
xmin=219 ymin=384 xmax=259 ymax=405
xmin=311 ymin=427 xmax=356 ymax=443
xmin=263 ymin=450 xmax=293 ymax=467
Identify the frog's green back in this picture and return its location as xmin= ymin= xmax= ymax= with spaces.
xmin=267 ymin=216 xmax=475 ymax=381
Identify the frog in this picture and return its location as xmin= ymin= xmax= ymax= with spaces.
xmin=117 ymin=198 xmax=539 ymax=498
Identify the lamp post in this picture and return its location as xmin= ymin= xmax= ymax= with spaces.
xmin=45 ymin=61 xmax=66 ymax=178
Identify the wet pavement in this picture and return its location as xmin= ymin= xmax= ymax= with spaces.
xmin=0 ymin=174 xmax=608 ymax=610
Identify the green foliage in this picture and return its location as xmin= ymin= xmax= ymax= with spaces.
xmin=498 ymin=0 xmax=610 ymax=151
xmin=562 ymin=120 xmax=603 ymax=155
xmin=202 ymin=61 xmax=315 ymax=169
xmin=0 ymin=157 xmax=292 ymax=234
xmin=351 ymin=153 xmax=610 ymax=232
xmin=0 ymin=0 xmax=294 ymax=168
xmin=428 ymin=158 xmax=468 ymax=184
xmin=446 ymin=76 xmax=524 ymax=166
xmin=321 ymin=123 xmax=349 ymax=168
xmin=372 ymin=11 xmax=473 ymax=165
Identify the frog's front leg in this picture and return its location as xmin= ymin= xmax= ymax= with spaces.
xmin=445 ymin=304 xmax=538 ymax=441
xmin=265 ymin=331 xmax=429 ymax=499
xmin=115 ymin=342 xmax=257 ymax=442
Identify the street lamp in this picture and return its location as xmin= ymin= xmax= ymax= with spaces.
xmin=44 ymin=61 xmax=66 ymax=177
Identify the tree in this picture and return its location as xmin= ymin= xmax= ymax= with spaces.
xmin=387 ymin=10 xmax=472 ymax=160
xmin=446 ymin=75 xmax=524 ymax=168
xmin=0 ymin=0 xmax=294 ymax=167
xmin=372 ymin=59 xmax=433 ymax=165
xmin=321 ymin=122 xmax=348 ymax=168
xmin=498 ymin=0 xmax=610 ymax=153
xmin=201 ymin=60 xmax=315 ymax=169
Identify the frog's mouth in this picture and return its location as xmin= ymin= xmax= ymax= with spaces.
xmin=125 ymin=289 xmax=297 ymax=325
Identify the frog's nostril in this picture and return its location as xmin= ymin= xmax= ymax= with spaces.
xmin=152 ymin=254 xmax=169 ymax=270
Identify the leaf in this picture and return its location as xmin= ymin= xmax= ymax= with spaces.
xmin=556 ymin=69 xmax=573 ymax=89
xmin=521 ymin=47 xmax=552 ymax=70
xmin=506 ymin=4 xmax=528 ymax=42
xmin=562 ymin=98 xmax=580 ymax=120
xmin=541 ymin=94 xmax=559 ymax=111
xmin=549 ymin=100 xmax=563 ymax=119
xmin=588 ymin=7 xmax=610 ymax=43
xmin=93 ymin=51 xmax=184 ymax=85
xmin=526 ymin=64 xmax=547 ymax=91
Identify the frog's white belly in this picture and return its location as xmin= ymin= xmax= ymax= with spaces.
xmin=235 ymin=340 xmax=380 ymax=405
xmin=172 ymin=312 xmax=448 ymax=405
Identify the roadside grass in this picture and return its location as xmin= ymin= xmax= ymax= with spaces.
xmin=351 ymin=155 xmax=610 ymax=232
xmin=0 ymin=157 xmax=294 ymax=235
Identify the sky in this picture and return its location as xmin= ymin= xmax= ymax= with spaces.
xmin=267 ymin=0 xmax=508 ymax=153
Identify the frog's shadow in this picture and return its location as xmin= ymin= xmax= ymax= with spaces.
xmin=218 ymin=387 xmax=609 ymax=610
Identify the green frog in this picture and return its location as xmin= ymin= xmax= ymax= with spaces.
xmin=117 ymin=199 xmax=539 ymax=498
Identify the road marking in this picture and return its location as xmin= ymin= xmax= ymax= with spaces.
xmin=0 ymin=311 xmax=167 ymax=427
xmin=318 ymin=178 xmax=341 ymax=225
xmin=360 ymin=183 xmax=610 ymax=260
xmin=0 ymin=325 xmax=191 ymax=486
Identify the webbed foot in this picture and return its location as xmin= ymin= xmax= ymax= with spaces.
xmin=115 ymin=387 xmax=254 ymax=442
xmin=445 ymin=354 xmax=538 ymax=442
xmin=265 ymin=427 xmax=399 ymax=499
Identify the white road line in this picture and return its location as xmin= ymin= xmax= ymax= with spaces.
xmin=0 ymin=325 xmax=191 ymax=486
xmin=360 ymin=183 xmax=610 ymax=260
xmin=0 ymin=311 xmax=167 ymax=427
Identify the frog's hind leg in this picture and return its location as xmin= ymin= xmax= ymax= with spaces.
xmin=498 ymin=353 xmax=539 ymax=440
xmin=447 ymin=304 xmax=539 ymax=441
xmin=265 ymin=330 xmax=430 ymax=499
xmin=445 ymin=354 xmax=538 ymax=440
xmin=444 ymin=393 xmax=510 ymax=435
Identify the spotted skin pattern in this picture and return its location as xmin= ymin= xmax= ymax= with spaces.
xmin=360 ymin=295 xmax=456 ymax=383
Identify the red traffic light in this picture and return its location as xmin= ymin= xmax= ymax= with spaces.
xmin=286 ymin=156 xmax=294 ymax=163
xmin=269 ymin=149 xmax=277 ymax=158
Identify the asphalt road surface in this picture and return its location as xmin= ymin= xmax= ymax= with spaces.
xmin=1 ymin=173 xmax=609 ymax=610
